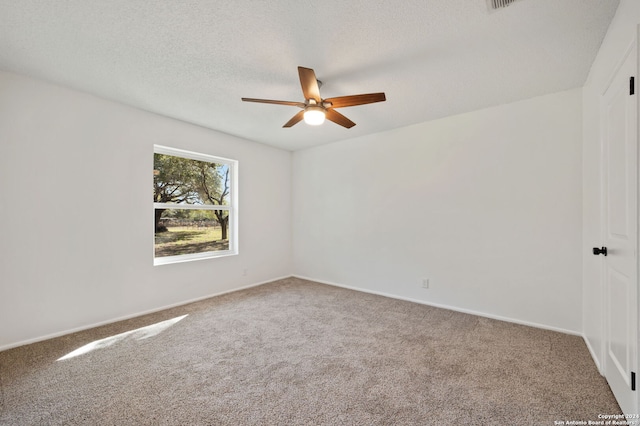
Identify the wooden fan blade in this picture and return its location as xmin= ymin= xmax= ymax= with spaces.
xmin=283 ymin=110 xmax=305 ymax=128
xmin=324 ymin=93 xmax=386 ymax=108
xmin=325 ymin=109 xmax=356 ymax=129
xmin=298 ymin=67 xmax=321 ymax=102
xmin=242 ymin=98 xmax=305 ymax=108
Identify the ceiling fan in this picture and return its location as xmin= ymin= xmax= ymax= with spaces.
xmin=242 ymin=66 xmax=386 ymax=129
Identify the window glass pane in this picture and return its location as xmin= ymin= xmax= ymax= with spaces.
xmin=153 ymin=146 xmax=236 ymax=265
xmin=154 ymin=209 xmax=229 ymax=258
xmin=153 ymin=154 xmax=230 ymax=206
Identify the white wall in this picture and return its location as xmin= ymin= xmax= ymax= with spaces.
xmin=293 ymin=88 xmax=583 ymax=333
xmin=582 ymin=0 xmax=640 ymax=371
xmin=0 ymin=71 xmax=292 ymax=350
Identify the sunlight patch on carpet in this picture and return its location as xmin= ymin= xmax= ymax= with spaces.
xmin=57 ymin=315 xmax=188 ymax=361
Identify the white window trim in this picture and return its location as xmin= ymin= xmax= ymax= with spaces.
xmin=153 ymin=145 xmax=238 ymax=266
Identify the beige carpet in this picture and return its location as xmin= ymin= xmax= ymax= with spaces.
xmin=0 ymin=277 xmax=621 ymax=425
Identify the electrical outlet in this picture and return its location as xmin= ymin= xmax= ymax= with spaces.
xmin=422 ymin=278 xmax=429 ymax=289
xmin=243 ymin=268 xmax=248 ymax=276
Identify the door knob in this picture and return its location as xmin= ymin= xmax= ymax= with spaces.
xmin=593 ymin=247 xmax=608 ymax=256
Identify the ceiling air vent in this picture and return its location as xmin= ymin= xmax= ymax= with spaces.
xmin=487 ymin=0 xmax=520 ymax=11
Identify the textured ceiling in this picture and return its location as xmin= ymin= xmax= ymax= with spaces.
xmin=0 ymin=0 xmax=620 ymax=151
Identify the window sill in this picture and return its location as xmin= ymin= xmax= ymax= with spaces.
xmin=154 ymin=250 xmax=238 ymax=266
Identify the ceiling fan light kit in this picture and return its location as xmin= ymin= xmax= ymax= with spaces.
xmin=303 ymin=106 xmax=326 ymax=125
xmin=242 ymin=66 xmax=386 ymax=129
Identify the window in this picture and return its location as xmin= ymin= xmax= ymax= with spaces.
xmin=153 ymin=145 xmax=237 ymax=265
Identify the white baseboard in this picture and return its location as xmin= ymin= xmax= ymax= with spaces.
xmin=3 ymin=274 xmax=585 ymax=352
xmin=292 ymin=274 xmax=582 ymax=337
xmin=0 ymin=276 xmax=289 ymax=352
xmin=582 ymin=334 xmax=604 ymax=375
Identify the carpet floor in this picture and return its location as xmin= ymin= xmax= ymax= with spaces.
xmin=0 ymin=277 xmax=621 ymax=425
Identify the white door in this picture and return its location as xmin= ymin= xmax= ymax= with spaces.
xmin=601 ymin=39 xmax=638 ymax=416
